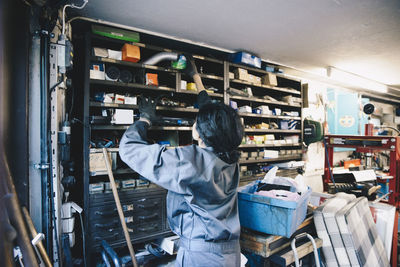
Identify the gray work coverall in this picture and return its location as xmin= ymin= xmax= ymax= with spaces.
xmin=119 ymin=121 xmax=241 ymax=267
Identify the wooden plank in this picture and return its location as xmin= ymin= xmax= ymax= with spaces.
xmin=240 ymin=216 xmax=314 ymax=257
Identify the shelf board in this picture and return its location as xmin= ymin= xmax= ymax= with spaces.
xmin=90 ymin=79 xmax=176 ymax=92
xmin=230 ymin=79 xmax=301 ymax=95
xmin=90 ymin=168 xmax=135 ymax=177
xmin=90 ymin=148 xmax=119 ymax=153
xmin=238 ymin=112 xmax=301 ymax=120
xmin=244 ymin=129 xmax=301 ymax=134
xmin=91 ymin=56 xmax=179 ymax=73
xmin=239 ymin=143 xmax=301 ymax=148
xmin=198 ymin=73 xmax=224 ymax=81
xmin=192 ymin=54 xmax=223 ymax=64
xmin=176 ymin=89 xmax=224 ymax=98
xmin=240 ymin=173 xmax=266 ymax=181
xmin=229 ymin=95 xmax=301 ymax=108
xmin=239 ymin=155 xmax=302 ymax=164
xmin=90 ymin=101 xmax=199 ymax=113
xmin=91 ymin=125 xmax=193 ymax=131
xmin=228 ymin=62 xmax=302 ymax=82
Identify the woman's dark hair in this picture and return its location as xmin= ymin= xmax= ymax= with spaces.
xmin=196 ymin=102 xmax=244 ymax=164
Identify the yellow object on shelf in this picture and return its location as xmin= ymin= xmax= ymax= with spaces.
xmin=187 ymin=82 xmax=197 ymax=91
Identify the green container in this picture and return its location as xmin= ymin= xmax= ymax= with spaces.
xmin=92 ymin=24 xmax=140 ymax=43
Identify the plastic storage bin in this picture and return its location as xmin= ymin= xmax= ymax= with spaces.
xmin=230 ymin=52 xmax=261 ymax=69
xmin=238 ymin=181 xmax=312 ymax=237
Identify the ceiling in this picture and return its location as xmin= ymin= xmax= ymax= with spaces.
xmin=76 ymin=0 xmax=400 ymax=93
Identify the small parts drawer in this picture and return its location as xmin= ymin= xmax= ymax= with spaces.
xmin=134 ymin=197 xmax=161 ymax=210
xmin=90 ymin=203 xmax=135 ymax=219
xmin=136 ymin=222 xmax=161 ymax=234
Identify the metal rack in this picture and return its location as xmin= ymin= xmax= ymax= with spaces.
xmin=76 ymin=22 xmax=304 ymax=265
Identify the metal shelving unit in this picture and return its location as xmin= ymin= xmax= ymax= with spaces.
xmin=79 ymin=24 xmax=304 ymax=265
xmin=239 ymin=155 xmax=302 ymax=164
xmin=229 ymin=95 xmax=301 ymax=108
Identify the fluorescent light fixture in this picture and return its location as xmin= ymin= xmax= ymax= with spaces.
xmin=327 ymin=66 xmax=387 ymax=93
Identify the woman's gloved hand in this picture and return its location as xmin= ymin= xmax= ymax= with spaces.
xmin=183 ymin=54 xmax=198 ymax=77
xmin=138 ymin=95 xmax=158 ymax=125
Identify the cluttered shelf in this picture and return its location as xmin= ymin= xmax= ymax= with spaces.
xmin=91 ymin=56 xmax=178 ymax=73
xmin=198 ymin=73 xmax=224 ymax=81
xmin=175 ymin=89 xmax=224 ymax=98
xmin=90 ymin=79 xmax=176 ymax=92
xmin=89 ymin=101 xmax=199 ymax=113
xmin=89 ymin=168 xmax=135 ymax=177
xmin=230 ymin=79 xmax=301 ymax=95
xmin=91 ymin=34 xmax=224 ymax=65
xmin=238 ymin=112 xmax=301 ymax=120
xmin=239 ymin=143 xmax=301 ymax=148
xmin=229 ymin=95 xmax=301 ymax=108
xmin=228 ymin=62 xmax=302 ymax=83
xmin=239 ymin=155 xmax=302 ymax=164
xmin=244 ymin=129 xmax=301 ymax=134
xmin=91 ymin=125 xmax=193 ymax=131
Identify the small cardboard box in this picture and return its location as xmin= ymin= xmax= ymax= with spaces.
xmin=262 ymin=73 xmax=278 ymax=86
xmin=145 ymin=73 xmax=158 ymax=86
xmin=234 ymin=68 xmax=249 ymax=81
xmin=89 ymin=152 xmax=113 ymax=172
xmin=122 ymin=44 xmax=140 ymax=63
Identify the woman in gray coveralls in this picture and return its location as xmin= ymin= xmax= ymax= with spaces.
xmin=119 ymin=56 xmax=244 ymax=267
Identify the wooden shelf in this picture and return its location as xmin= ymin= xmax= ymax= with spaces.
xmin=238 ymin=112 xmax=301 ymax=120
xmin=90 ymin=101 xmax=199 ymax=113
xmin=192 ymin=54 xmax=223 ymax=64
xmin=228 ymin=62 xmax=302 ymax=82
xmin=90 ymin=168 xmax=135 ymax=177
xmin=229 ymin=95 xmax=301 ymax=108
xmin=91 ymin=56 xmax=178 ymax=73
xmin=90 ymin=79 xmax=176 ymax=92
xmin=198 ymin=73 xmax=224 ymax=81
xmin=230 ymin=79 xmax=301 ymax=95
xmin=239 ymin=155 xmax=302 ymax=164
xmin=244 ymin=129 xmax=301 ymax=134
xmin=89 ymin=148 xmax=119 ymax=153
xmin=91 ymin=125 xmax=193 ymax=131
xmin=176 ymin=89 xmax=224 ymax=98
xmin=239 ymin=143 xmax=301 ymax=148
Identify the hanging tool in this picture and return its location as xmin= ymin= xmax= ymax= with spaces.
xmin=22 ymin=207 xmax=52 ymax=267
xmin=102 ymin=148 xmax=138 ymax=267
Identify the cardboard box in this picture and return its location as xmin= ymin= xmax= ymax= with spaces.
xmin=145 ymin=73 xmax=158 ymax=86
xmin=113 ymin=109 xmax=134 ymax=124
xmin=124 ymin=96 xmax=137 ymax=105
xmin=93 ymin=47 xmax=108 ymax=58
xmin=114 ymin=94 xmax=125 ymax=104
xmin=89 ymin=153 xmax=113 ymax=172
xmin=90 ymin=63 xmax=105 ymax=80
xmin=234 ymin=68 xmax=249 ymax=81
xmin=262 ymin=73 xmax=278 ymax=86
xmin=107 ymin=49 xmax=122 ymax=60
xmin=122 ymin=43 xmax=140 ymax=63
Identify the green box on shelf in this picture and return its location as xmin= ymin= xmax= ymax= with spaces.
xmin=92 ymin=24 xmax=140 ymax=43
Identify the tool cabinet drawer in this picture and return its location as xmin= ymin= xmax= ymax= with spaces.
xmin=89 ymin=203 xmax=135 ymax=219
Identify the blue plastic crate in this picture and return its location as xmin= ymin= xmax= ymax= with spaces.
xmin=238 ymin=181 xmax=312 ymax=237
xmin=230 ymin=52 xmax=261 ymax=69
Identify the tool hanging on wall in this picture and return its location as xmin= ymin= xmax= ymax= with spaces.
xmin=102 ymin=148 xmax=138 ymax=267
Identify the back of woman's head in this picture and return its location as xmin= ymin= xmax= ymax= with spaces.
xmin=196 ymin=102 xmax=244 ymax=164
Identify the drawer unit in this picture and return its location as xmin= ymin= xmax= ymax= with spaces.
xmin=87 ymin=188 xmax=171 ymax=250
